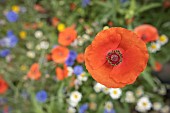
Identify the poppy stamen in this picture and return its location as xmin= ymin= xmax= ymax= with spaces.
xmin=106 ymin=50 xmax=122 ymax=66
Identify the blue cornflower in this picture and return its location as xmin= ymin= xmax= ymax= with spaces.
xmin=36 ymin=90 xmax=48 ymax=103
xmin=0 ymin=49 xmax=10 ymax=57
xmin=82 ymin=0 xmax=90 ymax=7
xmin=7 ymin=30 xmax=14 ymax=36
xmin=79 ymin=103 xmax=88 ymax=113
xmin=74 ymin=65 xmax=83 ymax=76
xmin=104 ymin=109 xmax=116 ymax=113
xmin=66 ymin=57 xmax=75 ymax=66
xmin=65 ymin=50 xmax=77 ymax=66
xmin=0 ymin=97 xmax=7 ymax=105
xmin=6 ymin=11 xmax=18 ymax=22
xmin=8 ymin=35 xmax=18 ymax=47
xmin=69 ymin=50 xmax=77 ymax=60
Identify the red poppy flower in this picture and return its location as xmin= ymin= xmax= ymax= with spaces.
xmin=153 ymin=61 xmax=162 ymax=72
xmin=51 ymin=46 xmax=69 ymax=63
xmin=134 ymin=24 xmax=159 ymax=43
xmin=51 ymin=17 xmax=59 ymax=27
xmin=0 ymin=77 xmax=8 ymax=94
xmin=76 ymin=53 xmax=84 ymax=63
xmin=34 ymin=4 xmax=46 ymax=13
xmin=85 ymin=27 xmax=149 ymax=88
xmin=56 ymin=64 xmax=68 ymax=80
xmin=58 ymin=26 xmax=77 ymax=46
xmin=27 ymin=63 xmax=41 ymax=80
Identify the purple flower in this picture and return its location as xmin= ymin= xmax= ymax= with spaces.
xmin=79 ymin=103 xmax=88 ymax=113
xmin=69 ymin=50 xmax=77 ymax=60
xmin=104 ymin=109 xmax=116 ymax=113
xmin=74 ymin=65 xmax=83 ymax=76
xmin=36 ymin=90 xmax=47 ymax=103
xmin=0 ymin=49 xmax=10 ymax=57
xmin=0 ymin=30 xmax=18 ymax=48
xmin=6 ymin=11 xmax=18 ymax=22
xmin=82 ymin=0 xmax=90 ymax=7
xmin=65 ymin=50 xmax=77 ymax=66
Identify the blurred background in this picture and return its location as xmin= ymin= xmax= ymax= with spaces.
xmin=0 ymin=0 xmax=170 ymax=113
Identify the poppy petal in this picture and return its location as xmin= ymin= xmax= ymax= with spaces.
xmin=110 ymin=46 xmax=149 ymax=84
xmin=85 ymin=51 xmax=126 ymax=88
xmin=86 ymin=29 xmax=121 ymax=70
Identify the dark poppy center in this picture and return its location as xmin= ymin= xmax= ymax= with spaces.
xmin=141 ymin=34 xmax=147 ymax=40
xmin=106 ymin=50 xmax=122 ymax=66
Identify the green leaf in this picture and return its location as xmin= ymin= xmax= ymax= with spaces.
xmin=138 ymin=3 xmax=161 ymax=13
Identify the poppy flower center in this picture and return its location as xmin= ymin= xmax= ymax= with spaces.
xmin=106 ymin=50 xmax=122 ymax=66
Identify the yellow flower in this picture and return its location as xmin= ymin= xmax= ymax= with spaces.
xmin=20 ymin=65 xmax=27 ymax=71
xmin=12 ymin=5 xmax=20 ymax=13
xmin=103 ymin=26 xmax=109 ymax=30
xmin=19 ymin=31 xmax=27 ymax=39
xmin=158 ymin=35 xmax=168 ymax=45
xmin=57 ymin=23 xmax=65 ymax=32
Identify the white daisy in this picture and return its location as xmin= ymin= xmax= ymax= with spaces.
xmin=82 ymin=34 xmax=90 ymax=41
xmin=125 ymin=91 xmax=135 ymax=103
xmin=102 ymin=86 xmax=110 ymax=94
xmin=153 ymin=102 xmax=162 ymax=111
xmin=103 ymin=26 xmax=109 ymax=30
xmin=40 ymin=41 xmax=49 ymax=49
xmin=148 ymin=42 xmax=161 ymax=53
xmin=136 ymin=96 xmax=152 ymax=112
xmin=35 ymin=30 xmax=43 ymax=39
xmin=77 ymin=72 xmax=88 ymax=82
xmin=93 ymin=83 xmax=105 ymax=93
xmin=104 ymin=101 xmax=113 ymax=111
xmin=68 ymin=100 xmax=78 ymax=107
xmin=158 ymin=35 xmax=168 ymax=45
xmin=70 ymin=91 xmax=82 ymax=103
xmin=67 ymin=67 xmax=73 ymax=76
xmin=160 ymin=105 xmax=170 ymax=113
xmin=109 ymin=88 xmax=122 ymax=99
xmin=26 ymin=51 xmax=35 ymax=58
xmin=26 ymin=42 xmax=34 ymax=49
xmin=67 ymin=107 xmax=76 ymax=113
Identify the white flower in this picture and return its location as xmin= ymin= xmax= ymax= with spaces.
xmin=102 ymin=86 xmax=110 ymax=94
xmin=103 ymin=26 xmax=109 ymax=30
xmin=35 ymin=44 xmax=41 ymax=50
xmin=104 ymin=101 xmax=113 ymax=111
xmin=70 ymin=91 xmax=82 ymax=103
xmin=40 ymin=41 xmax=49 ymax=49
xmin=67 ymin=67 xmax=73 ymax=76
xmin=153 ymin=102 xmax=162 ymax=111
xmin=26 ymin=51 xmax=35 ymax=58
xmin=77 ymin=72 xmax=88 ymax=82
xmin=68 ymin=100 xmax=78 ymax=107
xmin=67 ymin=107 xmax=76 ymax=113
xmin=160 ymin=105 xmax=170 ymax=113
xmin=86 ymin=28 xmax=93 ymax=34
xmin=158 ymin=35 xmax=168 ymax=45
xmin=125 ymin=91 xmax=135 ymax=103
xmin=71 ymin=39 xmax=78 ymax=47
xmin=148 ymin=42 xmax=161 ymax=53
xmin=35 ymin=30 xmax=43 ymax=38
xmin=136 ymin=86 xmax=144 ymax=97
xmin=82 ymin=34 xmax=90 ymax=40
xmin=26 ymin=42 xmax=34 ymax=49
xmin=93 ymin=83 xmax=105 ymax=93
xmin=109 ymin=88 xmax=122 ymax=99
xmin=136 ymin=97 xmax=152 ymax=112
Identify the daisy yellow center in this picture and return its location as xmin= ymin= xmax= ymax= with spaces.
xmin=106 ymin=50 xmax=122 ymax=66
xmin=113 ymin=90 xmax=117 ymax=95
xmin=159 ymin=36 xmax=166 ymax=42
xmin=151 ymin=44 xmax=157 ymax=49
xmin=142 ymin=102 xmax=148 ymax=107
xmin=74 ymin=94 xmax=78 ymax=99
